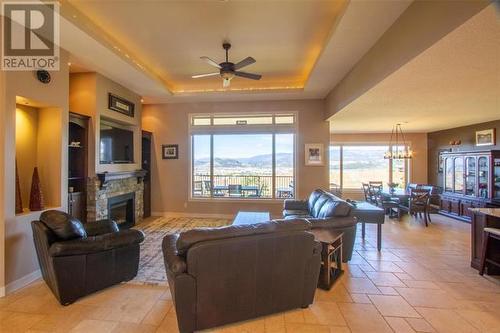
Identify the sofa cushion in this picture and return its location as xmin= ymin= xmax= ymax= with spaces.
xmin=307 ymin=189 xmax=325 ymax=213
xmin=40 ymin=210 xmax=87 ymax=241
xmin=317 ymin=195 xmax=352 ymax=218
xmin=310 ymin=194 xmax=331 ymax=217
xmin=176 ymin=219 xmax=310 ymax=255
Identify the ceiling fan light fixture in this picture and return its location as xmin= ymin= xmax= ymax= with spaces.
xmin=221 ymin=71 xmax=234 ymax=80
xmin=193 ymin=43 xmax=261 ymax=88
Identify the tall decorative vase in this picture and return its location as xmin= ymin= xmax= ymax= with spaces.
xmin=29 ymin=167 xmax=44 ymax=211
xmin=15 ymin=160 xmax=23 ymax=214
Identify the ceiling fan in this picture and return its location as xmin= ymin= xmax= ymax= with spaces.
xmin=192 ymin=42 xmax=262 ymax=88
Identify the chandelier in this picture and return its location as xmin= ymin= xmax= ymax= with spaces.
xmin=384 ymin=123 xmax=413 ymax=159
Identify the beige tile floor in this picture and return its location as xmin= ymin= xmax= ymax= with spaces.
xmin=1 ymin=214 xmax=499 ymax=333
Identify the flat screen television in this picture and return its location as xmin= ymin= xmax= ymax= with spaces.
xmin=100 ymin=121 xmax=134 ymax=164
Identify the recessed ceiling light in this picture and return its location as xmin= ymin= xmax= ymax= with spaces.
xmin=67 ymin=62 xmax=71 ymax=66
xmin=140 ymin=99 xmax=144 ymax=103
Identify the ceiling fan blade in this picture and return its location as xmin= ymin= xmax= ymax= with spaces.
xmin=192 ymin=72 xmax=220 ymax=79
xmin=200 ymin=56 xmax=221 ymax=69
xmin=223 ymin=78 xmax=231 ymax=88
xmin=234 ymin=71 xmax=262 ymax=80
xmin=234 ymin=57 xmax=256 ymax=70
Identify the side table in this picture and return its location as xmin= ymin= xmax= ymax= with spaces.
xmin=311 ymin=228 xmax=344 ymax=290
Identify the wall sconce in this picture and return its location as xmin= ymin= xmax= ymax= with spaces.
xmin=449 ymin=140 xmax=461 ymax=146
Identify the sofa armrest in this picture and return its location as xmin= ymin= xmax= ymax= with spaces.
xmin=49 ymin=229 xmax=144 ymax=257
xmin=84 ymin=219 xmax=119 ymax=236
xmin=162 ymin=234 xmax=187 ymax=276
xmin=283 ymin=199 xmax=308 ymax=211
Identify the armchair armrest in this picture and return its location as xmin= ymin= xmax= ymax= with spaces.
xmin=283 ymin=199 xmax=308 ymax=211
xmin=84 ymin=219 xmax=119 ymax=236
xmin=162 ymin=234 xmax=187 ymax=276
xmin=312 ymin=240 xmax=322 ymax=255
xmin=49 ymin=229 xmax=144 ymax=257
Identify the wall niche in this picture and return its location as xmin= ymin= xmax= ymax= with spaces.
xmin=15 ymin=98 xmax=62 ymax=214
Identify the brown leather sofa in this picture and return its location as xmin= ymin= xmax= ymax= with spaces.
xmin=162 ymin=219 xmax=321 ymax=333
xmin=283 ymin=189 xmax=357 ymax=261
xmin=32 ymin=210 xmax=145 ymax=305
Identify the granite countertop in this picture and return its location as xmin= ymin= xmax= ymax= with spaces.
xmin=469 ymin=208 xmax=500 ymax=218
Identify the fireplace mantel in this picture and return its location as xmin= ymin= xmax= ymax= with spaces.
xmin=96 ymin=170 xmax=147 ymax=189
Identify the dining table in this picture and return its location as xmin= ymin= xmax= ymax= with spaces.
xmin=381 ymin=188 xmax=410 ymax=205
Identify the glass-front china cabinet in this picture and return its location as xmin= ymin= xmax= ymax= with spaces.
xmin=440 ymin=150 xmax=500 ymax=222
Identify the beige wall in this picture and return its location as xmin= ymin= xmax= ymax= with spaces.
xmin=2 ymin=51 xmax=69 ymax=290
xmin=0 ymin=64 xmax=6 ymax=295
xmin=330 ymin=132 xmax=428 ymax=199
xmin=69 ymin=73 xmax=97 ymax=174
xmin=142 ymin=99 xmax=330 ymax=217
xmin=325 ymin=0 xmax=489 ymax=119
xmin=69 ymin=73 xmax=142 ymax=176
xmin=15 ymin=105 xmax=39 ymax=207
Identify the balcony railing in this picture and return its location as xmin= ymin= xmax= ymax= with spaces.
xmin=192 ymin=174 xmax=294 ymax=198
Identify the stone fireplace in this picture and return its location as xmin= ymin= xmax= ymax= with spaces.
xmin=86 ymin=171 xmax=146 ymax=226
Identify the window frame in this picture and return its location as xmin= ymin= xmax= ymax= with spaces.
xmin=329 ymin=142 xmax=412 ymax=191
xmin=189 ymin=112 xmax=298 ymax=202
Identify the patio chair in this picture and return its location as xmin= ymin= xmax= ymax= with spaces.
xmin=228 ymin=184 xmax=242 ymax=197
xmin=203 ymin=180 xmax=212 ymax=195
xmin=193 ymin=181 xmax=203 ymax=196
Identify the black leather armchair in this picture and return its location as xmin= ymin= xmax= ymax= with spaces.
xmin=32 ymin=210 xmax=145 ymax=305
xmin=283 ymin=189 xmax=357 ymax=261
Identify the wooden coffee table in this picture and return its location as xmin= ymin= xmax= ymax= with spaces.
xmin=311 ymin=229 xmax=344 ymax=290
xmin=232 ymin=211 xmax=271 ymax=225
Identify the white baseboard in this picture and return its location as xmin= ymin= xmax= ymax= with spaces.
xmin=0 ymin=286 xmax=5 ymax=298
xmin=5 ymin=269 xmax=41 ymax=294
xmin=152 ymin=211 xmax=235 ymax=219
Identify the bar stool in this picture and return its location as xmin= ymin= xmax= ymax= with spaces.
xmin=479 ymin=227 xmax=500 ymax=275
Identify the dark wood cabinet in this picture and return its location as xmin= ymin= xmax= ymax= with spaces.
xmin=68 ymin=192 xmax=85 ymax=221
xmin=440 ymin=150 xmax=500 ymax=222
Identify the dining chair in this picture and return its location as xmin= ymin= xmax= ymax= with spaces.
xmin=370 ymin=184 xmax=400 ymax=219
xmin=362 ymin=183 xmax=371 ymax=202
xmin=228 ymin=184 xmax=242 ymax=197
xmin=408 ymin=189 xmax=431 ymax=226
xmin=369 ymin=181 xmax=383 ymax=187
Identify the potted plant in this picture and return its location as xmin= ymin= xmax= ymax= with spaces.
xmin=387 ymin=182 xmax=399 ymax=194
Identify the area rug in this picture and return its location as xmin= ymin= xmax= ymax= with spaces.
xmin=130 ymin=216 xmax=231 ymax=286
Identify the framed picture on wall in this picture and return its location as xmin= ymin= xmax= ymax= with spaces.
xmin=305 ymin=143 xmax=324 ymax=166
xmin=475 ymin=129 xmax=496 ymax=146
xmin=162 ymin=144 xmax=178 ymax=159
xmin=108 ymin=93 xmax=135 ymax=117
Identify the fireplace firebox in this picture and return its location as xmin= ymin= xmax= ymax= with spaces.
xmin=108 ymin=192 xmax=135 ymax=229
